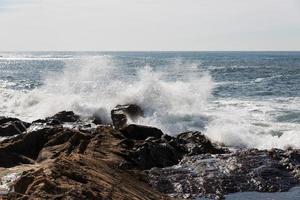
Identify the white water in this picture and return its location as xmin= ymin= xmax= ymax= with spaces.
xmin=0 ymin=56 xmax=300 ymax=150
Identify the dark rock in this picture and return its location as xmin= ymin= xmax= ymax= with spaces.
xmin=0 ymin=127 xmax=91 ymax=167
xmin=0 ymin=117 xmax=30 ymax=137
xmin=0 ymin=117 xmax=23 ymax=124
xmin=117 ymin=130 xmax=225 ymax=170
xmin=32 ymin=111 xmax=80 ymax=126
xmin=129 ymin=141 xmax=182 ymax=170
xmin=120 ymin=124 xmax=163 ymax=140
xmin=46 ymin=111 xmax=80 ymax=123
xmin=176 ymin=131 xmax=227 ymax=155
xmin=148 ymin=149 xmax=300 ymax=199
xmin=111 ymin=104 xmax=144 ymax=129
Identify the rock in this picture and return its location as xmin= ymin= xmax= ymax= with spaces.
xmin=0 ymin=117 xmax=30 ymax=137
xmin=3 ymin=112 xmax=300 ymax=200
xmin=128 ymin=141 xmax=182 ymax=170
xmin=2 ymin=124 xmax=168 ymax=200
xmin=111 ymin=104 xmax=144 ymax=129
xmin=176 ymin=131 xmax=227 ymax=155
xmin=0 ymin=127 xmax=92 ymax=167
xmin=42 ymin=111 xmax=80 ymax=125
xmin=32 ymin=111 xmax=81 ymax=126
xmin=148 ymin=149 xmax=300 ymax=199
xmin=120 ymin=124 xmax=163 ymax=140
xmin=117 ymin=130 xmax=225 ymax=170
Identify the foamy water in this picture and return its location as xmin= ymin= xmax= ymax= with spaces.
xmin=0 ymin=52 xmax=299 ymax=149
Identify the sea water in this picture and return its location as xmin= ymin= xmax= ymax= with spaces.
xmin=0 ymin=51 xmax=299 ymax=150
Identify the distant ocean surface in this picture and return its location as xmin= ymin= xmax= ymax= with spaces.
xmin=0 ymin=51 xmax=300 ymax=149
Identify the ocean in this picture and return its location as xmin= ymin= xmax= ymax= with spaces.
xmin=0 ymin=51 xmax=300 ymax=150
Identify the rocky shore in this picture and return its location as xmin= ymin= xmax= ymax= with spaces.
xmin=0 ymin=105 xmax=300 ymax=199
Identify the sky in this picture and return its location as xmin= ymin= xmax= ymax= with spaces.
xmin=0 ymin=0 xmax=299 ymax=51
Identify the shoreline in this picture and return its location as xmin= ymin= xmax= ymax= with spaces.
xmin=0 ymin=105 xmax=300 ymax=199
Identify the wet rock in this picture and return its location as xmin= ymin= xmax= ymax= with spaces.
xmin=148 ymin=149 xmax=300 ymax=199
xmin=0 ymin=117 xmax=30 ymax=137
xmin=3 ymin=112 xmax=300 ymax=200
xmin=118 ymin=131 xmax=226 ymax=170
xmin=176 ymin=131 xmax=227 ymax=155
xmin=120 ymin=124 xmax=163 ymax=140
xmin=32 ymin=111 xmax=81 ymax=126
xmin=111 ymin=104 xmax=144 ymax=129
xmin=46 ymin=111 xmax=80 ymax=123
xmin=128 ymin=140 xmax=182 ymax=170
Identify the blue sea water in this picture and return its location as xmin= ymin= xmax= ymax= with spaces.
xmin=0 ymin=51 xmax=299 ymax=149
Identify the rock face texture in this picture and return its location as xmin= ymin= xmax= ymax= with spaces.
xmin=1 ymin=125 xmax=168 ymax=200
xmin=148 ymin=149 xmax=300 ymax=199
xmin=0 ymin=108 xmax=300 ymax=200
xmin=0 ymin=117 xmax=30 ymax=137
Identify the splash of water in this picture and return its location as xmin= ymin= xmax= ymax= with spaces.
xmin=1 ymin=56 xmax=213 ymax=133
xmin=1 ymin=55 xmax=300 ymax=150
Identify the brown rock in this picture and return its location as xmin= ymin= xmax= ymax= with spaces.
xmin=2 ymin=124 xmax=170 ymax=200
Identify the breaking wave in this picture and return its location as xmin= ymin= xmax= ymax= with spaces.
xmin=1 ymin=55 xmax=300 ymax=150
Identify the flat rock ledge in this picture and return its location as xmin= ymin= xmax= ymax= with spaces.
xmin=0 ymin=108 xmax=299 ymax=200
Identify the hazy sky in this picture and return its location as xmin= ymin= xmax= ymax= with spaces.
xmin=0 ymin=0 xmax=300 ymax=51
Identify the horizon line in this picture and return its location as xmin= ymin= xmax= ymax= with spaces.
xmin=1 ymin=50 xmax=300 ymax=53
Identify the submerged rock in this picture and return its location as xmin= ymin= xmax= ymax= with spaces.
xmin=111 ymin=104 xmax=144 ymax=130
xmin=0 ymin=117 xmax=30 ymax=137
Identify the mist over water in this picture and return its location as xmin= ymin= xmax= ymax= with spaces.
xmin=0 ymin=52 xmax=300 ymax=149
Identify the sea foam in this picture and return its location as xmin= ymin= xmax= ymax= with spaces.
xmin=1 ymin=56 xmax=300 ymax=150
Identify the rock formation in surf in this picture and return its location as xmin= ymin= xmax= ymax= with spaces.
xmin=0 ymin=105 xmax=299 ymax=199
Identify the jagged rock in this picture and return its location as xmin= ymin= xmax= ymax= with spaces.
xmin=2 ymin=112 xmax=300 ymax=200
xmin=118 ymin=131 xmax=225 ymax=170
xmin=128 ymin=141 xmax=182 ymax=170
xmin=111 ymin=104 xmax=144 ymax=129
xmin=148 ymin=149 xmax=300 ymax=199
xmin=176 ymin=131 xmax=227 ymax=155
xmin=47 ymin=111 xmax=80 ymax=123
xmin=32 ymin=111 xmax=80 ymax=126
xmin=3 ymin=125 xmax=168 ymax=200
xmin=120 ymin=124 xmax=163 ymax=140
xmin=0 ymin=117 xmax=30 ymax=137
xmin=0 ymin=127 xmax=91 ymax=167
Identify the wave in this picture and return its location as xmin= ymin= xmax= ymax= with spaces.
xmin=1 ymin=56 xmax=300 ymax=150
xmin=0 ymin=56 xmax=213 ymax=131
